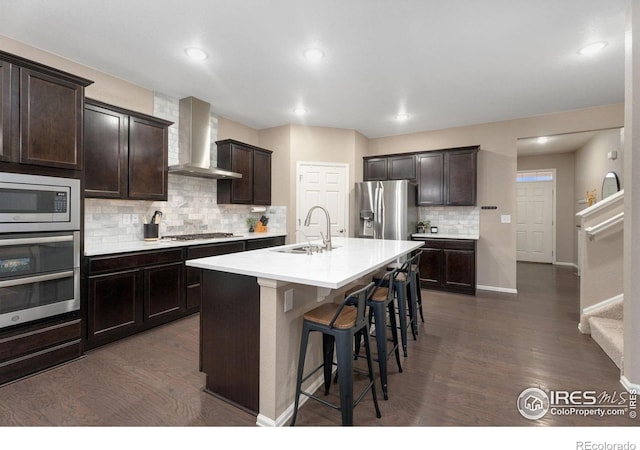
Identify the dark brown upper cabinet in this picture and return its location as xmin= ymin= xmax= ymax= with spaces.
xmin=216 ymin=139 xmax=272 ymax=205
xmin=417 ymin=146 xmax=478 ymax=206
xmin=364 ymin=154 xmax=416 ymax=181
xmin=416 ymin=152 xmax=444 ymax=205
xmin=0 ymin=50 xmax=92 ymax=169
xmin=84 ymin=98 xmax=172 ymax=200
xmin=0 ymin=59 xmax=11 ymax=162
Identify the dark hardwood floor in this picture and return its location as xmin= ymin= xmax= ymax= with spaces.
xmin=0 ymin=262 xmax=635 ymax=428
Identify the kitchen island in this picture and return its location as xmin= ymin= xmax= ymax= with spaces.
xmin=186 ymin=236 xmax=423 ymax=426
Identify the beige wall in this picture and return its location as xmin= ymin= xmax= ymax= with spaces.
xmin=517 ymin=152 xmax=576 ymax=265
xmin=575 ymin=128 xmax=625 ymax=207
xmin=0 ymin=35 xmax=153 ymax=114
xmin=217 ymin=116 xmax=260 ymax=146
xmin=258 ymin=125 xmax=291 ymax=208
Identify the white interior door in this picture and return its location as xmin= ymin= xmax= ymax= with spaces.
xmin=516 ymin=174 xmax=554 ymax=263
xmin=297 ymin=162 xmax=348 ymax=244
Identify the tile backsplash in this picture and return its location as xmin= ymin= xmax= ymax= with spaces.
xmin=418 ymin=206 xmax=479 ymax=235
xmin=83 ymin=93 xmax=286 ymax=248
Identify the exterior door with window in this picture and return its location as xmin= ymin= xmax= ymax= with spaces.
xmin=516 ymin=171 xmax=554 ymax=263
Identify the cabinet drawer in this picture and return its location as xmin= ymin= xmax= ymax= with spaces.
xmin=245 ymin=237 xmax=285 ymax=250
xmin=88 ymin=249 xmax=183 ymax=274
xmin=187 ymin=242 xmax=245 ymax=259
xmin=418 ymin=239 xmax=475 ymax=251
xmin=0 ymin=318 xmax=81 ymax=362
xmin=0 ymin=340 xmax=82 ymax=386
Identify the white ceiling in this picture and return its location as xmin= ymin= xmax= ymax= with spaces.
xmin=0 ymin=0 xmax=627 ymax=139
xmin=517 ymin=130 xmax=599 ymax=156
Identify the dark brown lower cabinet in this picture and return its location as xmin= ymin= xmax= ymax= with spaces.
xmin=185 ymin=241 xmax=246 ymax=313
xmin=201 ymin=270 xmax=260 ymax=415
xmin=84 ymin=236 xmax=286 ymax=350
xmin=85 ymin=249 xmax=183 ymax=349
xmin=0 ymin=315 xmax=82 ymax=386
xmin=415 ymin=238 xmax=476 ymax=295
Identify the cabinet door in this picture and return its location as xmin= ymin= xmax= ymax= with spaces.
xmin=87 ymin=269 xmax=143 ymax=345
xmin=230 ymin=144 xmax=253 ymax=203
xmin=417 ymin=245 xmax=443 ymax=288
xmin=388 ymin=155 xmax=416 ymax=180
xmin=128 ymin=115 xmax=168 ymax=200
xmin=252 ymin=149 xmax=271 ymax=205
xmin=0 ymin=60 xmax=11 ymax=162
xmin=443 ymin=249 xmax=476 ymax=291
xmin=144 ymin=262 xmax=183 ymax=324
xmin=19 ymin=68 xmax=83 ymax=169
xmin=84 ymin=102 xmax=128 ymax=198
xmin=445 ymin=149 xmax=477 ymax=205
xmin=417 ymin=152 xmax=444 ymax=205
xmin=364 ymin=157 xmax=387 ymax=181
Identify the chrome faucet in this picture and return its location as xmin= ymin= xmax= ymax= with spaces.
xmin=303 ymin=206 xmax=332 ymax=251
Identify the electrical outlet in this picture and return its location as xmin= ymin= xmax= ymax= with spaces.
xmin=501 ymin=215 xmax=511 ymax=224
xmin=284 ymin=289 xmax=293 ymax=312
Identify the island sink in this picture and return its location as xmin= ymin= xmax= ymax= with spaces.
xmin=273 ymin=244 xmax=340 ymax=254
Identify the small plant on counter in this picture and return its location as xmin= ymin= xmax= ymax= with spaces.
xmin=246 ymin=217 xmax=257 ymax=232
xmin=416 ymin=221 xmax=430 ymax=233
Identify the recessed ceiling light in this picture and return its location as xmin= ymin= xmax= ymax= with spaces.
xmin=395 ymin=113 xmax=409 ymax=121
xmin=184 ymin=47 xmax=208 ymax=60
xmin=303 ymin=48 xmax=325 ymax=62
xmin=578 ymin=41 xmax=608 ymax=56
xmin=294 ymin=107 xmax=307 ymax=115
xmin=537 ymin=136 xmax=548 ymax=144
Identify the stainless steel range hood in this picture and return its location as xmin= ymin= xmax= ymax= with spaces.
xmin=168 ymin=96 xmax=242 ymax=179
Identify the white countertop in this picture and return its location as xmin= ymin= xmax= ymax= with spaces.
xmin=84 ymin=232 xmax=287 ymax=256
xmin=186 ymin=237 xmax=423 ymax=290
xmin=412 ymin=233 xmax=479 ymax=240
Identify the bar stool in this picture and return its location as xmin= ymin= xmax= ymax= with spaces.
xmin=402 ymin=250 xmax=423 ymax=337
xmin=351 ymin=269 xmax=403 ymax=400
xmin=375 ymin=251 xmax=422 ymax=357
xmin=290 ymin=283 xmax=381 ymax=426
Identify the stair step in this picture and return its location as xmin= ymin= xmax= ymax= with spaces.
xmin=589 ymin=317 xmax=623 ymax=369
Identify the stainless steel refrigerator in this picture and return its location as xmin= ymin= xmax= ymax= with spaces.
xmin=354 ymin=180 xmax=418 ymax=240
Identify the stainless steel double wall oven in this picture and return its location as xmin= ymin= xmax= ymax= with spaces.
xmin=0 ymin=172 xmax=80 ymax=329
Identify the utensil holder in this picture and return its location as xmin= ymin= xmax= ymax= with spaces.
xmin=144 ymin=223 xmax=159 ymax=241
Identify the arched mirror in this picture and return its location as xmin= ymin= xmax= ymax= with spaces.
xmin=602 ymin=171 xmax=620 ymax=200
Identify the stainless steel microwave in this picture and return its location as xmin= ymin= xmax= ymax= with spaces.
xmin=0 ymin=172 xmax=80 ymax=232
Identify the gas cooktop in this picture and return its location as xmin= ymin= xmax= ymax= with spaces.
xmin=161 ymin=232 xmax=237 ymax=241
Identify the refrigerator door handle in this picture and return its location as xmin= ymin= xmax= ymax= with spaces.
xmin=376 ymin=181 xmax=385 ymax=239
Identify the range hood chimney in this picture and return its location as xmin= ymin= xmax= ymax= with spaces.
xmin=168 ymin=96 xmax=242 ymax=179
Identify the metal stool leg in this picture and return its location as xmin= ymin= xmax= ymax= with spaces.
xmin=387 ymin=299 xmax=403 ymax=374
xmin=408 ymin=282 xmax=418 ymax=338
xmin=362 ymin=324 xmax=382 ymax=419
xmin=290 ymin=322 xmax=311 ymax=426
xmin=335 ymin=330 xmax=355 ymax=426
xmin=370 ymin=300 xmax=389 ymax=400
xmin=394 ymin=280 xmax=409 ymax=357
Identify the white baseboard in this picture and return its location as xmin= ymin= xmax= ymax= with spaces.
xmin=583 ymin=293 xmax=624 ymax=316
xmin=477 ymin=285 xmax=518 ymax=294
xmin=256 ymin=368 xmax=329 ymax=427
xmin=554 ymin=261 xmax=578 ymax=270
xmin=620 ymin=375 xmax=640 ymax=393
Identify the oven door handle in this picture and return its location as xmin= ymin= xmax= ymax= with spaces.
xmin=0 ymin=270 xmax=75 ymax=288
xmin=0 ymin=235 xmax=74 ymax=247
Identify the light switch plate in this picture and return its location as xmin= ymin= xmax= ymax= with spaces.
xmin=501 ymin=215 xmax=511 ymax=224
